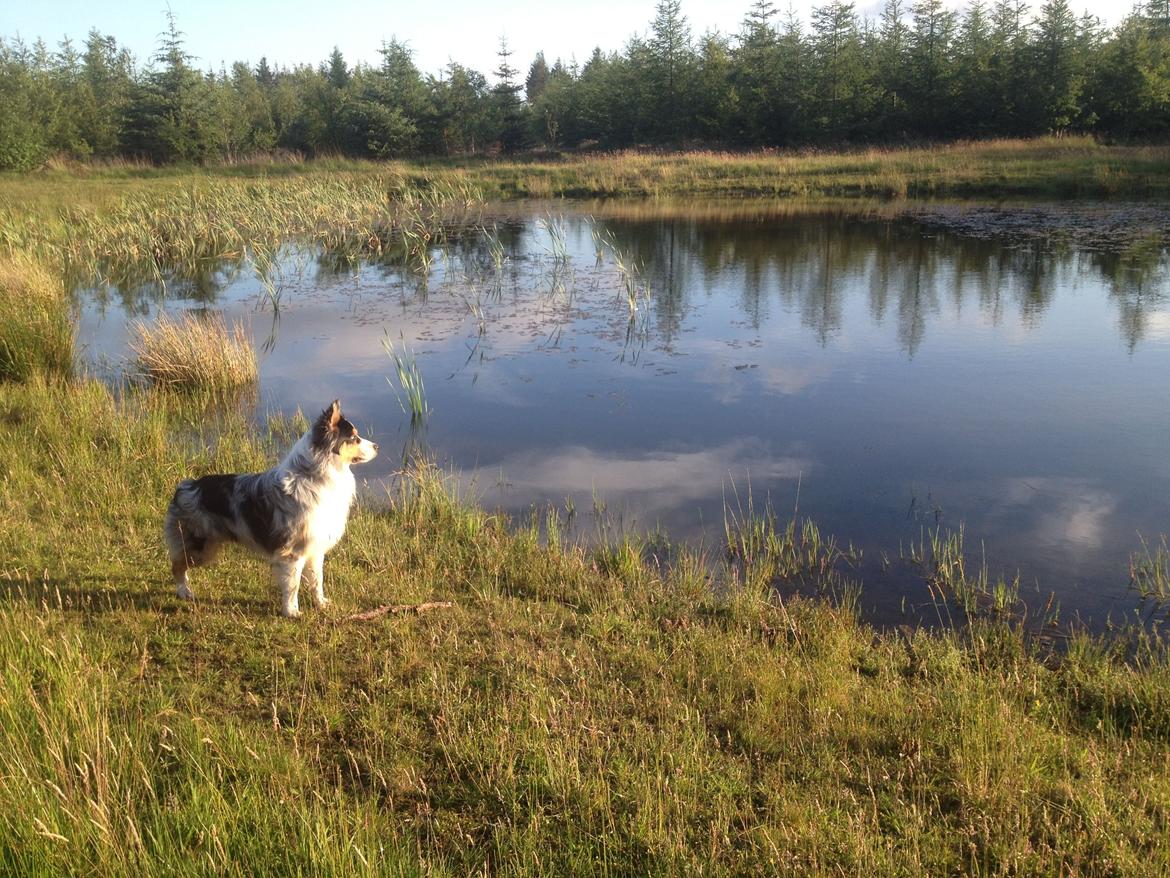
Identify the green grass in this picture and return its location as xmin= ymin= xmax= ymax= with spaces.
xmin=0 ymin=377 xmax=1168 ymax=876
xmin=0 ymin=254 xmax=73 ymax=382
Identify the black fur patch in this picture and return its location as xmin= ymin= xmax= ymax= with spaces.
xmin=196 ymin=474 xmax=238 ymax=519
xmin=311 ymin=406 xmax=336 ymax=454
xmin=239 ymin=488 xmax=286 ymax=555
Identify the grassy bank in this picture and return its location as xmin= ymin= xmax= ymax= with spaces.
xmin=8 ymin=137 xmax=1170 ymax=204
xmin=0 ymin=378 xmax=1165 ymax=875
xmin=0 ymin=254 xmax=73 ymax=382
xmin=0 ymin=379 xmax=1168 ymax=875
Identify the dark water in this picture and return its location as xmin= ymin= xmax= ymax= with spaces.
xmin=77 ymin=203 xmax=1170 ymax=624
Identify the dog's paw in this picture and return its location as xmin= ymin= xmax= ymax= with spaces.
xmin=282 ymin=606 xmax=302 ymax=619
xmin=316 ymin=596 xmax=331 ymax=609
xmin=176 ymin=584 xmax=195 ymax=601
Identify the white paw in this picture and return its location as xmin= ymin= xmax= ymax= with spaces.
xmin=176 ymin=584 xmax=194 ymax=601
xmin=282 ymin=606 xmax=302 ymax=619
xmin=316 ymin=596 xmax=331 ymax=609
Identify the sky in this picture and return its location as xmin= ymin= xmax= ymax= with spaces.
xmin=2 ymin=0 xmax=1142 ymax=81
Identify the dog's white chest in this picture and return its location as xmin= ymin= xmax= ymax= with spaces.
xmin=304 ymin=473 xmax=355 ymax=552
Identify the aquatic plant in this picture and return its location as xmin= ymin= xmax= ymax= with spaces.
xmin=128 ymin=311 xmax=257 ymax=393
xmin=382 ymin=332 xmax=429 ymax=421
xmin=910 ymin=527 xmax=1037 ymax=626
xmin=723 ymin=477 xmax=860 ymax=588
xmin=539 ymin=213 xmax=569 ymax=264
xmin=1131 ymin=536 xmax=1170 ymax=616
xmin=479 ymin=222 xmax=506 ymax=273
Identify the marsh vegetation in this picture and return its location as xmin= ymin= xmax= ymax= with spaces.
xmin=1 ymin=156 xmax=1169 ymax=874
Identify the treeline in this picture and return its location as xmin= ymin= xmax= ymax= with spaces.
xmin=2 ymin=0 xmax=1169 ymax=170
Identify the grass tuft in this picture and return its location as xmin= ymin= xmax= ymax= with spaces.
xmin=128 ymin=311 xmax=257 ymax=393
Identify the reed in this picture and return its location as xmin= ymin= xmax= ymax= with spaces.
xmin=538 ymin=212 xmax=569 ymax=264
xmin=1132 ymin=536 xmax=1170 ymax=615
xmin=381 ymin=332 xmax=429 ymax=421
xmin=128 ymin=311 xmax=257 ymax=393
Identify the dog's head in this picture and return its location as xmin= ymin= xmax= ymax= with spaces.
xmin=312 ymin=400 xmax=378 ymax=465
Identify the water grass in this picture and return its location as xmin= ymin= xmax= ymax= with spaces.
xmin=1132 ymin=536 xmax=1170 ymax=618
xmin=381 ymin=332 xmax=429 ymax=421
xmin=538 ymin=212 xmax=569 ymax=264
xmin=0 ymin=254 xmax=73 ymax=382
xmin=128 ymin=311 xmax=257 ymax=393
xmin=0 ymin=172 xmax=480 ymax=292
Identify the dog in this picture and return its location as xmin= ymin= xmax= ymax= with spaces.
xmin=164 ymin=400 xmax=378 ymax=617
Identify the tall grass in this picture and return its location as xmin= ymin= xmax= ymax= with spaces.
xmin=0 ymin=255 xmax=73 ymax=382
xmin=128 ymin=311 xmax=257 ymax=393
xmin=1132 ymin=536 xmax=1170 ymax=618
xmin=413 ymin=136 xmax=1170 ymax=200
xmin=0 ymin=173 xmax=480 ymax=291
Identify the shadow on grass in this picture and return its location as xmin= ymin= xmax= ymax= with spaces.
xmin=0 ymin=575 xmax=273 ymax=615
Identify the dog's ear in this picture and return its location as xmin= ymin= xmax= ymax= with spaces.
xmin=327 ymin=399 xmax=341 ymax=431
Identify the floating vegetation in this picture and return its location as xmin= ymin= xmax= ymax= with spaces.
xmin=382 ymin=332 xmax=430 ymax=421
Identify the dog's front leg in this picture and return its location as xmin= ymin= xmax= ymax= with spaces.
xmin=305 ymin=553 xmax=329 ymax=608
xmin=273 ymin=558 xmax=307 ymax=618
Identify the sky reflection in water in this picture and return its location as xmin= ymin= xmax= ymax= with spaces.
xmin=77 ymin=204 xmax=1170 ymax=624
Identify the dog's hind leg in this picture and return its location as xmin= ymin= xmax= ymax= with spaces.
xmin=305 ymin=552 xmax=329 ymax=608
xmin=274 ymin=558 xmax=307 ymax=618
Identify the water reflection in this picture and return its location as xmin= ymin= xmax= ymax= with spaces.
xmin=75 ymin=202 xmax=1170 ymax=624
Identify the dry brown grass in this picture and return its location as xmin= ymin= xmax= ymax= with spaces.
xmin=128 ymin=311 xmax=257 ymax=392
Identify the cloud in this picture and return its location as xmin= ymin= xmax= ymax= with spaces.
xmin=460 ymin=439 xmax=814 ymax=523
xmin=998 ymin=477 xmax=1118 ymax=553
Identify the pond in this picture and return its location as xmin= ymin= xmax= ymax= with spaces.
xmin=76 ymin=201 xmax=1170 ymax=626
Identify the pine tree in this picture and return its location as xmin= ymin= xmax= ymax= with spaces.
xmin=493 ymin=37 xmax=528 ymax=152
xmin=325 ymin=48 xmax=349 ymax=89
xmin=1031 ymin=0 xmax=1082 ymax=131
xmin=810 ymin=0 xmax=868 ymax=140
xmin=733 ymin=0 xmax=780 ymax=144
xmin=525 ymin=52 xmax=549 ymax=104
xmin=907 ymin=0 xmax=956 ymax=135
xmin=875 ymin=0 xmax=910 ymax=135
xmin=648 ymin=0 xmax=695 ymax=141
xmin=124 ymin=9 xmax=219 ymax=162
